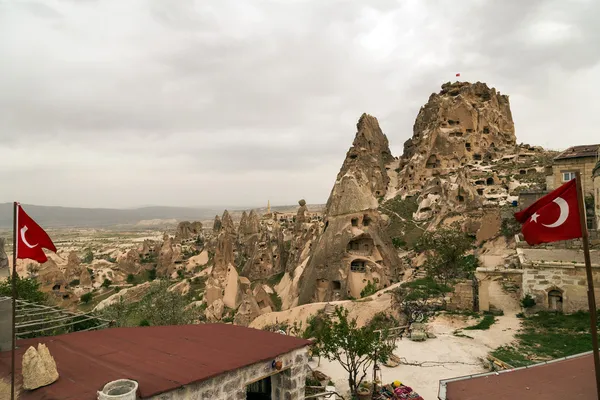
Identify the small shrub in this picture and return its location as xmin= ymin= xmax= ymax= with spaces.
xmin=139 ymin=319 xmax=150 ymax=326
xmin=126 ymin=274 xmax=135 ymax=284
xmin=360 ymin=281 xmax=378 ymax=298
xmin=80 ymin=292 xmax=93 ymax=304
xmin=101 ymin=279 xmax=112 ymax=288
xmin=464 ymin=314 xmax=496 ymax=330
xmin=147 ymin=268 xmax=157 ymax=281
xmin=521 ymin=294 xmax=536 ymax=308
xmin=177 ymin=270 xmax=184 ymax=279
xmin=69 ymin=279 xmax=80 ymax=287
xmin=81 ymin=249 xmax=94 ymax=264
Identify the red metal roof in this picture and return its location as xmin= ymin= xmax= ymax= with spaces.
xmin=554 ymin=144 xmax=600 ymax=161
xmin=0 ymin=324 xmax=311 ymax=400
xmin=440 ymin=352 xmax=596 ymax=400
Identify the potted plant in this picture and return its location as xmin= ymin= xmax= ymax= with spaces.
xmin=356 ymin=381 xmax=372 ymax=400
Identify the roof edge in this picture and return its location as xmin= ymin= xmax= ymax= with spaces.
xmin=438 ymin=351 xmax=594 ymax=399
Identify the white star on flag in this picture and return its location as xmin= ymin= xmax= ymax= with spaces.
xmin=530 ymin=212 xmax=540 ymax=223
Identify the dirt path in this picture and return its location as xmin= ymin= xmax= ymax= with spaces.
xmin=309 ymin=312 xmax=522 ymax=400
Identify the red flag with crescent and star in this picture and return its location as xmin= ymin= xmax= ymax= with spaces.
xmin=514 ymin=179 xmax=583 ymax=245
xmin=16 ymin=204 xmax=57 ymax=263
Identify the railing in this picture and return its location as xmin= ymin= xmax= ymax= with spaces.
xmin=1 ymin=296 xmax=112 ymax=339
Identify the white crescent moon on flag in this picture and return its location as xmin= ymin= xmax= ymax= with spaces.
xmin=20 ymin=226 xmax=39 ymax=248
xmin=542 ymin=197 xmax=569 ymax=228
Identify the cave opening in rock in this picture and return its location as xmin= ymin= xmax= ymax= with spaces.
xmin=483 ymin=127 xmax=490 ymax=134
xmin=486 ymin=177 xmax=494 ymax=185
xmin=473 ymin=154 xmax=482 ymax=161
xmin=362 ymin=215 xmax=371 ymax=226
xmin=351 ymin=218 xmax=358 ymax=227
xmin=350 ymin=260 xmax=366 ymax=273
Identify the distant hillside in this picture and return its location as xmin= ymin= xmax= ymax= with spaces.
xmin=0 ymin=203 xmax=325 ymax=228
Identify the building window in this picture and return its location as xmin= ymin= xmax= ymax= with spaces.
xmin=563 ymin=172 xmax=577 ymax=182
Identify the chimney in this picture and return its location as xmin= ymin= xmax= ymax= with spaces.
xmin=0 ymin=297 xmax=13 ymax=352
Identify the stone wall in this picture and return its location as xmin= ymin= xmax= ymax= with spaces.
xmin=551 ymin=157 xmax=596 ymax=195
xmin=522 ymin=265 xmax=600 ymax=313
xmin=147 ymin=347 xmax=308 ymax=400
xmin=476 ymin=269 xmax=523 ymax=313
xmin=446 ymin=280 xmax=475 ymax=311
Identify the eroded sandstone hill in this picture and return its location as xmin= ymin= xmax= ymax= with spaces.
xmin=382 ymin=81 xmax=554 ymax=245
xmin=297 ymin=114 xmax=403 ymax=304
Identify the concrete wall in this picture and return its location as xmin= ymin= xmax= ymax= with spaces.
xmin=552 ymin=157 xmax=596 ymax=196
xmin=0 ymin=297 xmax=12 ymax=352
xmin=522 ymin=265 xmax=600 ymax=313
xmin=147 ymin=347 xmax=308 ymax=400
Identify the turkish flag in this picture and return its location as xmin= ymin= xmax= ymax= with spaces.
xmin=16 ymin=204 xmax=57 ymax=263
xmin=456 ymin=73 xmax=460 ymax=77
xmin=514 ymin=179 xmax=583 ymax=245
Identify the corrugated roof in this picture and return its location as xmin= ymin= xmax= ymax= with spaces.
xmin=440 ymin=352 xmax=596 ymax=400
xmin=0 ymin=324 xmax=311 ymax=400
xmin=554 ymin=144 xmax=600 ymax=161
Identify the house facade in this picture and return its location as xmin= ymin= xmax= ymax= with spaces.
xmin=548 ymin=144 xmax=599 ymax=195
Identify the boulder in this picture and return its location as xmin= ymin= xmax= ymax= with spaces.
xmin=22 ymin=344 xmax=59 ymax=390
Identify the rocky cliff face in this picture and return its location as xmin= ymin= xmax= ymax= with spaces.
xmin=297 ymin=114 xmax=403 ymax=304
xmin=174 ymin=221 xmax=203 ymax=242
xmin=382 ymin=81 xmax=553 ymax=242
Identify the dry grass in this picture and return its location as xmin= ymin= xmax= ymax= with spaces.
xmin=0 ymin=377 xmax=21 ymax=399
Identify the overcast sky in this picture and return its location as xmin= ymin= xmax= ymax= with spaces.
xmin=1 ymin=0 xmax=599 ymax=209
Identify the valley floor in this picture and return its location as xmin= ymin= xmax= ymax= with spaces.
xmin=310 ymin=312 xmax=521 ymax=400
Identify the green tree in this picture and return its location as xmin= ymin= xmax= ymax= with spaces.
xmin=0 ymin=276 xmax=46 ymax=303
xmin=81 ymin=249 xmax=94 ymax=264
xmin=139 ymin=281 xmax=194 ymax=326
xmin=309 ymin=306 xmax=394 ymax=395
xmin=415 ymin=224 xmax=475 ymax=282
xmin=80 ymin=292 xmax=93 ymax=304
xmin=101 ymin=279 xmax=112 ymax=288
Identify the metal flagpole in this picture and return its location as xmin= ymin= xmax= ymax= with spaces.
xmin=575 ymin=172 xmax=600 ymax=400
xmin=11 ymin=202 xmax=18 ymax=400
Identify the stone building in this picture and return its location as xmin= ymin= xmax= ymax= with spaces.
xmin=0 ymin=324 xmax=311 ymax=400
xmin=548 ymin=144 xmax=599 ymax=195
xmin=518 ymin=246 xmax=600 ymax=313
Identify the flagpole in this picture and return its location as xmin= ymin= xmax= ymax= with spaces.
xmin=575 ymin=172 xmax=600 ymax=399
xmin=10 ymin=202 xmax=18 ymax=400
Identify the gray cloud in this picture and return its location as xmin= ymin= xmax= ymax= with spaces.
xmin=0 ymin=0 xmax=598 ymax=208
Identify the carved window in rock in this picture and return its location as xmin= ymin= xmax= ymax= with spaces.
xmin=426 ymin=155 xmax=440 ymax=169
xmin=457 ymin=195 xmax=465 ymax=202
xmin=477 ymin=188 xmax=484 ymax=196
xmin=351 ymin=218 xmax=359 ymax=227
xmin=483 ymin=127 xmax=490 ymax=134
xmin=465 ymin=143 xmax=472 ymax=151
xmin=350 ymin=260 xmax=366 ymax=273
xmin=332 ymin=281 xmax=341 ymax=290
xmin=473 ymin=154 xmax=482 ymax=161
xmin=363 ymin=215 xmax=371 ymax=226
xmin=52 ymin=284 xmax=61 ymax=291
xmin=486 ymin=177 xmax=494 ymax=185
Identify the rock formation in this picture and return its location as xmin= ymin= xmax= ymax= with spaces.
xmin=21 ymin=343 xmax=59 ymax=390
xmin=295 ymin=199 xmax=308 ymax=229
xmin=0 ymin=238 xmax=8 ymax=271
xmin=297 ymin=114 xmax=403 ymax=304
xmin=117 ymin=249 xmax=141 ymax=275
xmin=212 ymin=215 xmax=222 ymax=233
xmin=156 ymin=234 xmax=181 ymax=277
xmin=64 ymin=252 xmax=82 ymax=283
xmin=175 ymin=221 xmax=203 ymax=241
xmin=393 ymin=81 xmax=518 ymax=224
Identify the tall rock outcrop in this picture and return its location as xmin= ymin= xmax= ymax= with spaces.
xmin=175 ymin=221 xmax=203 ymax=242
xmin=297 ymin=114 xmax=403 ymax=304
xmin=389 ymin=81 xmax=520 ymax=227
